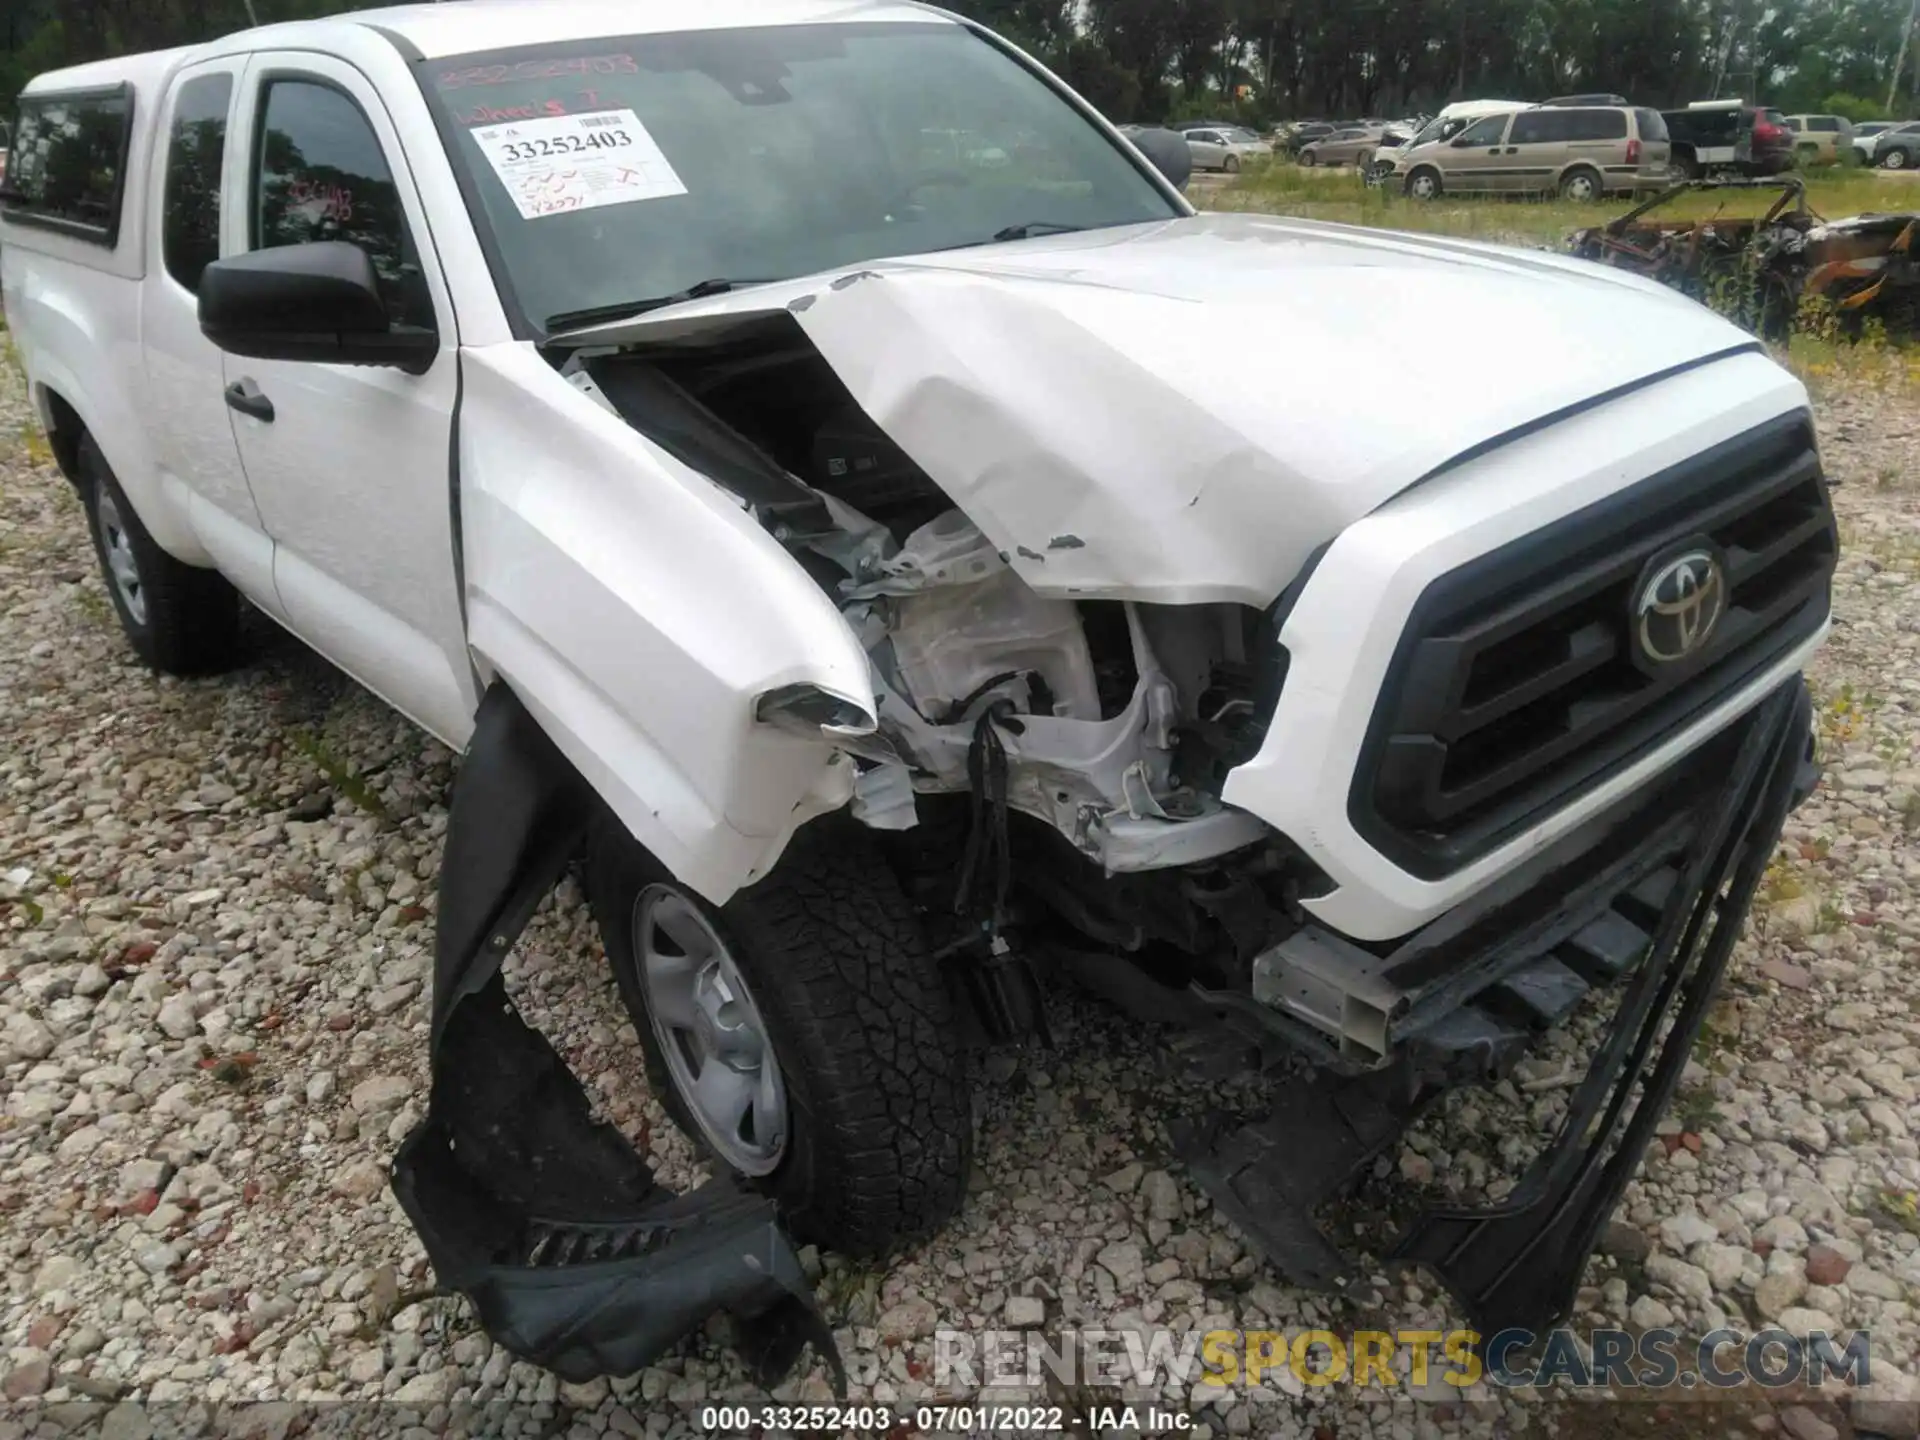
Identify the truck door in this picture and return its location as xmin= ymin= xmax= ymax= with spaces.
xmin=222 ymin=52 xmax=477 ymax=744
xmin=139 ymin=57 xmax=285 ymax=620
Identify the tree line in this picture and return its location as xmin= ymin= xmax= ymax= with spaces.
xmin=4 ymin=0 xmax=1915 ymax=129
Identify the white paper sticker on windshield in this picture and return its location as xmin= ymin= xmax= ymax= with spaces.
xmin=472 ymin=109 xmax=687 ymax=219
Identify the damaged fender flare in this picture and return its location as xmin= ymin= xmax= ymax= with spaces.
xmin=390 ymin=683 xmax=845 ymax=1390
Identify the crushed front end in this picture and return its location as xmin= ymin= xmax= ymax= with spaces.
xmin=437 ymin=249 xmax=1837 ymax=1373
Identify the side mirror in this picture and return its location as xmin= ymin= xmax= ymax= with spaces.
xmin=1128 ymin=127 xmax=1194 ymax=188
xmin=199 ymin=241 xmax=436 ymax=374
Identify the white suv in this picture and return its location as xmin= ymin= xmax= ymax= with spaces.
xmin=2 ymin=0 xmax=1833 ymax=1390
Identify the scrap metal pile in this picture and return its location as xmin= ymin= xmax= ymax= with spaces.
xmin=1566 ymin=176 xmax=1918 ymax=341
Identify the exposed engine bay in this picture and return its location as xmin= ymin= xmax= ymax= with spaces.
xmin=557 ymin=317 xmax=1315 ymax=999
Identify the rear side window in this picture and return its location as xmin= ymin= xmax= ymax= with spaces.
xmin=252 ymin=78 xmax=433 ymax=330
xmin=3 ymin=85 xmax=134 ymax=244
xmin=1509 ymin=111 xmax=1564 ymax=144
xmin=1563 ymin=109 xmax=1627 ymax=141
xmin=1810 ymin=117 xmax=1840 ymax=132
xmin=162 ymin=74 xmax=232 ymax=292
xmin=1635 ymin=109 xmax=1669 ymax=142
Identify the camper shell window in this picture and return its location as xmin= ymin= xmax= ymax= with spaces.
xmin=3 ymin=83 xmax=135 ymax=245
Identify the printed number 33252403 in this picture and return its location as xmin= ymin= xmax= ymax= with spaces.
xmin=497 ymin=129 xmax=632 ymax=162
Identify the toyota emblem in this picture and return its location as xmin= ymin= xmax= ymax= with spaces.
xmin=1634 ymin=546 xmax=1726 ymax=666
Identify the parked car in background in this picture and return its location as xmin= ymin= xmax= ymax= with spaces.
xmin=1278 ymin=121 xmax=1336 ymax=154
xmin=1402 ymin=104 xmax=1669 ymax=200
xmin=1849 ymin=120 xmax=1898 ymax=163
xmin=1783 ymin=114 xmax=1854 ymax=165
xmin=1367 ymin=99 xmax=1528 ymax=186
xmin=1872 ymin=122 xmax=1920 ymax=169
xmin=1662 ymin=100 xmax=1794 ymax=177
xmin=1186 ymin=125 xmax=1271 ymax=172
xmin=1296 ymin=125 xmax=1385 ymax=167
xmin=1170 ymin=119 xmax=1241 ymax=135
xmin=1542 ymin=93 xmax=1630 ymax=106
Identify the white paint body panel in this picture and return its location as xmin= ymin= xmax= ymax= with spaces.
xmin=137 ymin=54 xmax=280 ymax=617
xmin=222 ymin=49 xmax=477 ymax=744
xmin=459 ymin=345 xmax=872 ymax=901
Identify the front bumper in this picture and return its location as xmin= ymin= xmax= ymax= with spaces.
xmin=1177 ymin=677 xmax=1813 ymax=1334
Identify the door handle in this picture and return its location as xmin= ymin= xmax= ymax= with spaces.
xmin=224 ymin=380 xmax=275 ymax=423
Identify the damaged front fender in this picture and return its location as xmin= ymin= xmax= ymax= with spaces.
xmin=390 ymin=684 xmax=843 ymax=1389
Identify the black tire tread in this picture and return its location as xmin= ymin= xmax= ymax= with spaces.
xmin=80 ymin=434 xmax=240 ymax=675
xmin=588 ymin=817 xmax=972 ymax=1257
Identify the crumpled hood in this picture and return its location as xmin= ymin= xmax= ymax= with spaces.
xmin=574 ymin=212 xmax=1763 ymax=606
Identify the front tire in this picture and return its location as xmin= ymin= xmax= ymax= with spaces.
xmin=586 ymin=815 xmax=973 ymax=1256
xmin=79 ymin=434 xmax=239 ymax=675
xmin=1884 ymin=147 xmax=1911 ymax=170
xmin=1405 ymin=167 xmax=1441 ymax=200
xmin=1224 ymin=153 xmax=1241 ymax=173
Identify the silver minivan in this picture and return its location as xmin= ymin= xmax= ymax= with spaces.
xmin=1403 ymin=105 xmax=1672 ymax=200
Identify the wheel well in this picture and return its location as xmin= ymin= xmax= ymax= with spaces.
xmin=39 ymin=387 xmax=86 ymax=488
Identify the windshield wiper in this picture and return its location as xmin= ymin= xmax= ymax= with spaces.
xmin=990 ymin=221 xmax=1086 ymax=242
xmin=543 ymin=278 xmax=772 ymax=335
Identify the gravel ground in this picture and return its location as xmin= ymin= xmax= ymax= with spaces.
xmin=3 ymin=361 xmax=1919 ymax=1440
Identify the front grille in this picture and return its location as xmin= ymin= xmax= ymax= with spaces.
xmin=1352 ymin=413 xmax=1835 ymax=879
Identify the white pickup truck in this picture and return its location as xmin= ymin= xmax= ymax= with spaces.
xmin=4 ymin=0 xmax=1834 ymax=1389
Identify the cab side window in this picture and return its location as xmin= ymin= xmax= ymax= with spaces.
xmin=252 ymin=78 xmax=433 ymax=329
xmin=162 ymin=74 xmax=232 ymax=292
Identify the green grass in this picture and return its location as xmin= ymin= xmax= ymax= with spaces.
xmin=1207 ymin=162 xmax=1920 ymax=390
xmin=1210 ymin=161 xmax=1920 ymax=250
xmin=288 ymin=726 xmax=391 ymax=822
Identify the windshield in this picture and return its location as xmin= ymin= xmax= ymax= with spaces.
xmin=1407 ymin=116 xmax=1467 ymax=148
xmin=425 ymin=23 xmax=1178 ymax=333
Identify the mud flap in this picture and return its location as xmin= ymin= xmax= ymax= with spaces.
xmin=1390 ymin=678 xmax=1811 ymax=1334
xmin=389 ymin=685 xmax=845 ymax=1389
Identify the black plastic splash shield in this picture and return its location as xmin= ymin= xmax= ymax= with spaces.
xmin=1390 ymin=677 xmax=1812 ymax=1334
xmin=1173 ymin=679 xmax=1813 ymax=1338
xmin=389 ymin=685 xmax=844 ymax=1389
